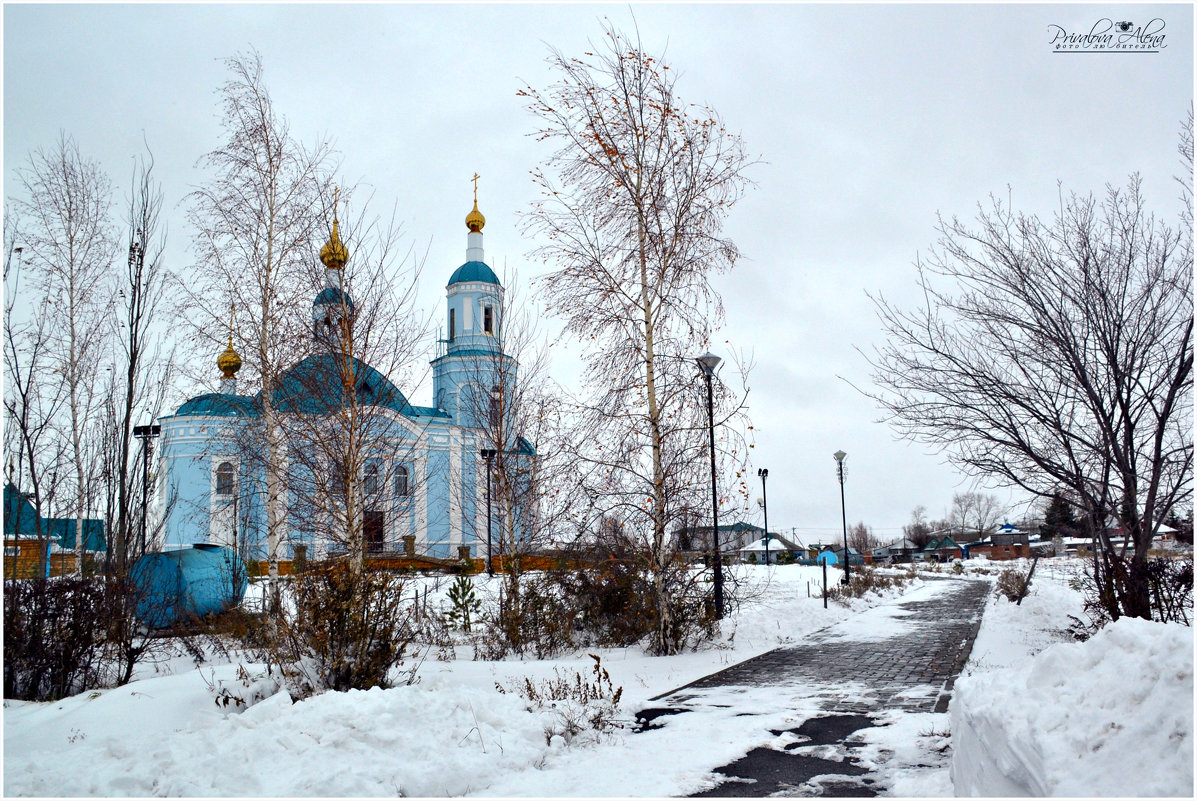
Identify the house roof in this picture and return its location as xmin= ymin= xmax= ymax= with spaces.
xmin=739 ymin=534 xmax=802 ymax=552
xmin=4 ymin=483 xmax=106 ymax=550
xmin=880 ymin=536 xmax=921 ymax=551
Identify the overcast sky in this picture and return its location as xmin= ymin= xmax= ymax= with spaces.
xmin=4 ymin=3 xmax=1192 ymax=542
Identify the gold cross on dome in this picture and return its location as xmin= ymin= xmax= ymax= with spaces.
xmin=472 ymin=173 xmax=480 ymax=203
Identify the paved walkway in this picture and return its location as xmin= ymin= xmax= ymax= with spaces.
xmin=635 ymin=577 xmax=991 ymax=797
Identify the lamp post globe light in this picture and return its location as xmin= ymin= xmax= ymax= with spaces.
xmin=834 ymin=450 xmax=850 ymax=584
xmin=480 ymin=448 xmax=497 ymax=576
xmin=696 ymin=351 xmax=724 ymax=619
xmin=758 ymin=468 xmax=769 ymax=565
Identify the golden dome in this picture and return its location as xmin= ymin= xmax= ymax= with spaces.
xmin=466 ymin=199 xmax=485 ymax=233
xmin=320 ymin=217 xmax=349 ymax=268
xmin=217 ymin=339 xmax=242 ymax=379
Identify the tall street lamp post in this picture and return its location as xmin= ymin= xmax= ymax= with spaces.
xmin=758 ymin=468 xmax=770 ymax=565
xmin=480 ymin=448 xmax=497 ymax=576
xmin=696 ymin=351 xmax=724 ymax=619
xmin=133 ymin=423 xmax=161 ymax=559
xmin=834 ymin=450 xmax=850 ymax=584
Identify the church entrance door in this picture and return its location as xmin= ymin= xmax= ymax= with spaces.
xmin=364 ymin=511 xmax=385 ymax=553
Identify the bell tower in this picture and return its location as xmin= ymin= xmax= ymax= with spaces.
xmin=431 ymin=177 xmax=516 ymax=429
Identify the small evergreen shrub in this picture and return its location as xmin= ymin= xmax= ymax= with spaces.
xmin=442 ymin=573 xmax=482 ymax=633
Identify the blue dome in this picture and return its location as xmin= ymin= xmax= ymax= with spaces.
xmin=448 ymin=261 xmax=501 ymax=286
xmin=313 ymin=287 xmax=354 ymax=307
xmin=272 ymin=353 xmax=413 ymax=416
xmin=174 ymin=393 xmax=259 ymax=418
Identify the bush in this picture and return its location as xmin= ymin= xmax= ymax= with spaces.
xmin=994 ymin=567 xmax=1032 ymax=603
xmin=1143 ymin=555 xmax=1192 ymax=625
xmin=827 ymin=567 xmax=909 ymax=605
xmin=4 ymin=577 xmax=110 ymax=700
xmin=478 ymin=573 xmax=575 ymax=660
xmin=250 ymin=564 xmax=420 ymax=700
xmin=2 ymin=576 xmax=160 ymax=701
xmin=1069 ymin=554 xmax=1193 ymax=638
xmin=551 ymin=538 xmax=717 ymax=654
xmin=555 ymin=555 xmax=655 ymax=647
xmin=204 ymin=663 xmax=283 ymax=713
xmin=496 ymin=654 xmax=624 ymax=745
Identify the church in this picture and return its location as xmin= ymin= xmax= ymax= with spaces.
xmin=158 ymin=193 xmax=529 ymax=562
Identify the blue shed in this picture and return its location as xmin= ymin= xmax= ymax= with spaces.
xmin=817 ymin=548 xmax=839 ymax=565
xmin=130 ymin=545 xmax=247 ymax=628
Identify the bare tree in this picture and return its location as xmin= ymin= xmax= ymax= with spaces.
xmin=847 ymin=521 xmax=879 ymax=554
xmin=183 ymin=51 xmax=336 ymax=606
xmin=12 ymin=134 xmax=116 ymax=575
xmin=4 ymin=227 xmax=71 ymax=577
xmin=102 ymin=149 xmax=174 ymax=574
xmin=948 ymin=491 xmax=1005 ymax=542
xmin=521 ymin=22 xmax=755 ymax=653
xmin=451 ymin=272 xmax=579 ymax=652
xmin=268 ymin=194 xmax=427 ymax=573
xmin=869 ymin=154 xmax=1192 ymax=619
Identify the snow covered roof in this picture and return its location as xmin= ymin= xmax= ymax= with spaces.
xmin=738 ymin=534 xmax=801 ymax=552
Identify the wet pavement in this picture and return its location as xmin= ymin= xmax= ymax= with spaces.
xmin=636 ymin=577 xmax=990 ymax=797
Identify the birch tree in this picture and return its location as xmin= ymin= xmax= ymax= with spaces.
xmin=184 ymin=51 xmax=335 ymax=607
xmin=270 ymin=197 xmax=427 ymax=573
xmin=12 ymin=134 xmax=116 ymax=575
xmin=522 ymin=23 xmax=755 ymax=654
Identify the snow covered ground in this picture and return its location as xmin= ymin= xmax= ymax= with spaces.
xmin=952 ymin=558 xmax=1194 ymax=797
xmin=4 ymin=558 xmax=1193 ymax=797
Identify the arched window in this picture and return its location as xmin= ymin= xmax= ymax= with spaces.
xmin=449 ymin=308 xmax=456 ymax=340
xmin=215 ymin=462 xmax=235 ymax=497
xmin=364 ymin=462 xmax=380 ymax=496
xmin=395 ymin=465 xmax=410 ymax=497
xmin=483 ymin=305 xmax=494 ymax=335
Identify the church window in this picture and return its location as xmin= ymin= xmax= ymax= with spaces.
xmin=449 ymin=308 xmax=455 ymax=340
xmin=395 ymin=465 xmax=410 ymax=497
xmin=364 ymin=462 xmax=380 ymax=497
xmin=215 ymin=462 xmax=235 ymax=497
xmin=483 ymin=305 xmax=494 ymax=334
xmin=331 ymin=462 xmax=346 ymax=497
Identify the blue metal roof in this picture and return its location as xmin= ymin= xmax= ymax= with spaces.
xmin=174 ymin=393 xmax=260 ymax=418
xmin=313 ymin=287 xmax=354 ymax=307
xmin=447 ymin=260 xmax=501 ymax=286
xmin=272 ymin=353 xmax=415 ymax=416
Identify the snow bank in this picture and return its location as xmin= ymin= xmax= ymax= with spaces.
xmin=951 ymin=617 xmax=1194 ymax=797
